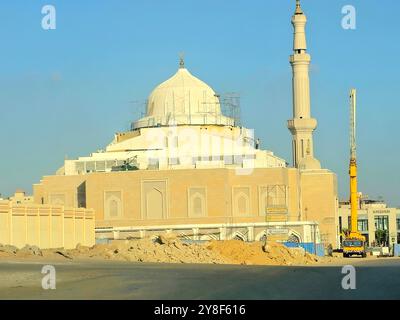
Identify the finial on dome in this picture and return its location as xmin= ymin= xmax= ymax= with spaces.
xmin=295 ymin=0 xmax=303 ymax=14
xmin=179 ymin=52 xmax=185 ymax=69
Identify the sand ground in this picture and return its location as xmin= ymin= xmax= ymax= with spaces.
xmin=1 ymin=237 xmax=398 ymax=299
xmin=0 ymin=256 xmax=399 ymax=299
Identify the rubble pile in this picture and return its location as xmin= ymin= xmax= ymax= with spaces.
xmin=0 ymin=235 xmax=323 ymax=266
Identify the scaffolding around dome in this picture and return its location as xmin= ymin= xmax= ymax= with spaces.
xmin=131 ymin=92 xmax=241 ymax=130
xmin=130 ymin=65 xmax=241 ymax=130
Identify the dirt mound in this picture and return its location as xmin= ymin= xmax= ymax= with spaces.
xmin=206 ymin=240 xmax=320 ymax=265
xmin=0 ymin=237 xmax=324 ymax=266
xmin=17 ymin=245 xmax=43 ymax=257
xmin=84 ymin=236 xmax=229 ymax=264
xmin=0 ymin=244 xmax=18 ymax=255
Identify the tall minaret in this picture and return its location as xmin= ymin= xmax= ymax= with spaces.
xmin=287 ymin=0 xmax=321 ymax=170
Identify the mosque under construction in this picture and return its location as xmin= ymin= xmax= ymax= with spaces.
xmin=32 ymin=1 xmax=339 ymax=247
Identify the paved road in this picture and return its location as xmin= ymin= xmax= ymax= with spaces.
xmin=0 ymin=258 xmax=399 ymax=299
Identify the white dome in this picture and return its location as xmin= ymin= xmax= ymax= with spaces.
xmin=132 ymin=63 xmax=234 ymax=129
xmin=147 ymin=67 xmax=221 ymax=118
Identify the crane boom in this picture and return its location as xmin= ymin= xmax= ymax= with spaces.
xmin=349 ymin=89 xmax=358 ymax=234
xmin=350 ymin=89 xmax=356 ymax=161
xmin=342 ymin=88 xmax=366 ymax=258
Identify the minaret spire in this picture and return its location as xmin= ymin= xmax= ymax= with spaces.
xmin=287 ymin=0 xmax=321 ymax=170
xmin=295 ymin=0 xmax=303 ymax=15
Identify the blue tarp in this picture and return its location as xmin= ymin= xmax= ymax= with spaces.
xmin=96 ymin=238 xmax=111 ymax=245
xmin=283 ymin=242 xmax=325 ymax=257
xmin=393 ymin=244 xmax=400 ymax=257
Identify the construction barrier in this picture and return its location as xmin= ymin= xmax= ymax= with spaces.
xmin=0 ymin=200 xmax=95 ymax=249
xmin=283 ymin=242 xmax=325 ymax=257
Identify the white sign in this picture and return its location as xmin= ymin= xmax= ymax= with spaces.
xmin=267 ymin=228 xmax=289 ymax=235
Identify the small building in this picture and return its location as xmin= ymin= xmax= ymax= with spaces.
xmin=0 ymin=200 xmax=95 ymax=249
xmin=338 ymin=194 xmax=400 ymax=247
xmin=8 ymin=189 xmax=34 ymax=205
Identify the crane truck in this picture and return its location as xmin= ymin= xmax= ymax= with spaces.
xmin=342 ymin=89 xmax=367 ymax=258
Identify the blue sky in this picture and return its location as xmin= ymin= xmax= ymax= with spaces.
xmin=0 ymin=0 xmax=399 ymax=206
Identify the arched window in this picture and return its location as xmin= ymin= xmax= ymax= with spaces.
xmin=233 ymin=187 xmax=250 ymax=216
xmin=142 ymin=181 xmax=167 ymax=220
xmin=287 ymin=233 xmax=301 ymax=243
xmin=146 ymin=188 xmax=164 ymax=219
xmin=193 ymin=196 xmax=203 ymax=216
xmin=109 ymin=199 xmax=119 ymax=217
xmin=104 ymin=191 xmax=122 ymax=220
xmin=231 ymin=232 xmax=246 ymax=241
xmin=238 ymin=195 xmax=248 ymax=215
xmin=234 ymin=235 xmax=244 ymax=241
xmin=188 ymin=187 xmax=207 ymax=217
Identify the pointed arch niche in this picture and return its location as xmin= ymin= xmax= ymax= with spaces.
xmin=232 ymin=186 xmax=251 ymax=217
xmin=187 ymin=187 xmax=207 ymax=218
xmin=141 ymin=180 xmax=168 ymax=220
xmin=104 ymin=191 xmax=123 ymax=220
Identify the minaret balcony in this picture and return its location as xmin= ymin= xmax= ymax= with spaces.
xmin=290 ymin=53 xmax=310 ymax=64
xmin=287 ymin=118 xmax=317 ymax=133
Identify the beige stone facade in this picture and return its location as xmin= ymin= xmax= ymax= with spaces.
xmin=33 ymin=166 xmax=338 ymax=246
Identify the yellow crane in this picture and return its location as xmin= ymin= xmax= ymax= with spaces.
xmin=342 ymin=89 xmax=367 ymax=258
